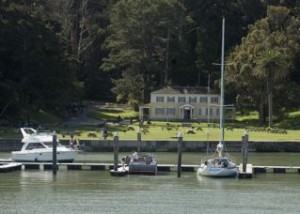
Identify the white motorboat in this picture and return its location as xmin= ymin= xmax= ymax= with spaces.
xmin=197 ymin=17 xmax=238 ymax=178
xmin=11 ymin=128 xmax=78 ymax=162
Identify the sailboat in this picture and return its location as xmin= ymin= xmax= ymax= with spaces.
xmin=197 ymin=17 xmax=238 ymax=177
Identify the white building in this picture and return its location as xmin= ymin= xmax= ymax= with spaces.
xmin=139 ymin=86 xmax=235 ymax=122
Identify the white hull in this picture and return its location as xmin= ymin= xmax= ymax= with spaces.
xmin=197 ymin=165 xmax=238 ymax=177
xmin=110 ymin=166 xmax=129 ymax=176
xmin=11 ymin=149 xmax=77 ymax=162
xmin=197 ymin=155 xmax=238 ymax=178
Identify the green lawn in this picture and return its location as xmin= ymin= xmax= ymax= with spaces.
xmin=1 ymin=106 xmax=299 ymax=142
xmin=1 ymin=122 xmax=299 ymax=141
xmin=78 ymin=108 xmax=300 ymax=141
xmin=118 ymin=126 xmax=299 ymax=141
xmin=53 ymin=123 xmax=300 ymax=141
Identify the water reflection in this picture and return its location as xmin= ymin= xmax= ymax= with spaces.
xmin=0 ymin=170 xmax=299 ymax=214
xmin=196 ymin=173 xmax=239 ymax=189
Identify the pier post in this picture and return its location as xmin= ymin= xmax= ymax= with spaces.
xmin=206 ymin=130 xmax=210 ymax=154
xmin=241 ymin=131 xmax=249 ymax=172
xmin=52 ymin=131 xmax=57 ymax=176
xmin=177 ymin=132 xmax=183 ymax=177
xmin=113 ymin=132 xmax=119 ymax=171
xmin=137 ymin=129 xmax=141 ymax=152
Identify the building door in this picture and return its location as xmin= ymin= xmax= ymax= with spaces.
xmin=139 ymin=107 xmax=150 ymax=120
xmin=142 ymin=108 xmax=149 ymax=120
xmin=184 ymin=109 xmax=191 ymax=120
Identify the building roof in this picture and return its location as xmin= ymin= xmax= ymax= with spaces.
xmin=151 ymin=86 xmax=216 ymax=95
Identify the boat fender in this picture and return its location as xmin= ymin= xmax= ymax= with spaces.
xmin=216 ymin=143 xmax=223 ymax=153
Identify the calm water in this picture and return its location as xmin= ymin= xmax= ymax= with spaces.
xmin=0 ymin=152 xmax=299 ymax=214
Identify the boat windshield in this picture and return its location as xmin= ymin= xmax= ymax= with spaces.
xmin=25 ymin=143 xmax=46 ymax=150
xmin=219 ymin=158 xmax=229 ymax=164
xmin=43 ymin=142 xmax=64 ymax=148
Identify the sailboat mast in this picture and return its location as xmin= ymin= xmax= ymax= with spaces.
xmin=219 ymin=17 xmax=225 ymax=144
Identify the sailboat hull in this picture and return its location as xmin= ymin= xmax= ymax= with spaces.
xmin=197 ymin=165 xmax=238 ymax=177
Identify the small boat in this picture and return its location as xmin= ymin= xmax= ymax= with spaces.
xmin=125 ymin=152 xmax=157 ymax=175
xmin=197 ymin=17 xmax=238 ymax=178
xmin=110 ymin=165 xmax=129 ymax=176
xmin=197 ymin=148 xmax=238 ymax=177
xmin=11 ymin=128 xmax=78 ymax=162
xmin=0 ymin=162 xmax=22 ymax=173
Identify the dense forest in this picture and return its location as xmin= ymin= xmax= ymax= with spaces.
xmin=0 ymin=0 xmax=299 ymax=125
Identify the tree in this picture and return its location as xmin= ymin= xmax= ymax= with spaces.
xmin=54 ymin=0 xmax=112 ymax=100
xmin=184 ymin=0 xmax=266 ymax=88
xmin=227 ymin=6 xmax=300 ymax=125
xmin=101 ymin=0 xmax=190 ymax=106
xmin=0 ymin=1 xmax=76 ymax=118
xmin=111 ymin=69 xmax=144 ymax=110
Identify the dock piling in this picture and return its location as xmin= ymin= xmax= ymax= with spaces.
xmin=177 ymin=132 xmax=183 ymax=178
xmin=137 ymin=129 xmax=141 ymax=152
xmin=241 ymin=131 xmax=249 ymax=172
xmin=113 ymin=132 xmax=119 ymax=171
xmin=52 ymin=131 xmax=57 ymax=176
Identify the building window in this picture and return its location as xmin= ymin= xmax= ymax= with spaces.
xmin=211 ymin=97 xmax=219 ymax=103
xmin=199 ymin=108 xmax=202 ymax=116
xmin=156 ymin=96 xmax=164 ymax=102
xmin=155 ymin=108 xmax=165 ymax=115
xmin=200 ymin=97 xmax=208 ymax=103
xmin=189 ymin=97 xmax=197 ymax=103
xmin=178 ymin=97 xmax=186 ymax=103
xmin=166 ymin=108 xmax=175 ymax=115
xmin=205 ymin=108 xmax=208 ymax=116
xmin=210 ymin=108 xmax=213 ymax=116
xmin=167 ymin=96 xmax=175 ymax=102
xmin=216 ymin=108 xmax=220 ymax=116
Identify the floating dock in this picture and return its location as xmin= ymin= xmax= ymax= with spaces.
xmin=253 ymin=165 xmax=300 ymax=174
xmin=238 ymin=164 xmax=253 ymax=178
xmin=0 ymin=162 xmax=299 ymax=176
